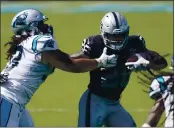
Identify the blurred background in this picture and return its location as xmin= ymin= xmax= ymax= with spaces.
xmin=1 ymin=1 xmax=173 ymax=126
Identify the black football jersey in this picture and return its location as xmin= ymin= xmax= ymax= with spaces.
xmin=81 ymin=34 xmax=146 ymax=100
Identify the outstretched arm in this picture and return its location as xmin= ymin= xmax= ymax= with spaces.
xmin=41 ymin=49 xmax=97 ymax=73
xmin=41 ymin=48 xmax=116 ymax=73
xmin=38 ymin=33 xmax=116 ymax=73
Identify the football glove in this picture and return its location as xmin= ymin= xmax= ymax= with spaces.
xmin=96 ymin=47 xmax=118 ymax=68
xmin=125 ymin=53 xmax=150 ymax=71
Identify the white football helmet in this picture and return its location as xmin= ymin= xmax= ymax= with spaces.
xmin=100 ymin=12 xmax=130 ymax=50
xmin=11 ymin=9 xmax=48 ymax=36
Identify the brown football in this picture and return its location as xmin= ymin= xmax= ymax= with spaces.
xmin=127 ymin=55 xmax=139 ymax=62
xmin=127 ymin=53 xmax=148 ymax=63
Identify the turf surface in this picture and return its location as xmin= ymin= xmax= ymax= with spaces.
xmin=1 ymin=2 xmax=173 ymax=126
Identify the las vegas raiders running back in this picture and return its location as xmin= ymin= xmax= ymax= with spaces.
xmin=0 ymin=9 xmax=117 ymax=127
xmin=71 ymin=12 xmax=167 ymax=127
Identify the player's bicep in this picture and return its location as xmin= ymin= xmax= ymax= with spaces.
xmin=41 ymin=49 xmax=98 ymax=73
xmin=41 ymin=49 xmax=73 ymax=68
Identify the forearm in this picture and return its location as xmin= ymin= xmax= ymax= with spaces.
xmin=71 ymin=58 xmax=98 ymax=73
xmin=50 ymin=59 xmax=98 ymax=73
xmin=143 ymin=100 xmax=164 ymax=127
xmin=42 ymin=48 xmax=116 ymax=73
xmin=144 ymin=110 xmax=162 ymax=127
xmin=70 ymin=51 xmax=98 ymax=73
xmin=42 ymin=50 xmax=98 ymax=73
xmin=146 ymin=50 xmax=167 ymax=70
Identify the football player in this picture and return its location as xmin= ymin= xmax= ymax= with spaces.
xmin=0 ymin=9 xmax=117 ymax=127
xmin=142 ymin=55 xmax=174 ymax=127
xmin=71 ymin=12 xmax=168 ymax=127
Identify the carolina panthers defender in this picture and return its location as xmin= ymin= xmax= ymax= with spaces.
xmin=142 ymin=56 xmax=174 ymax=127
xmin=0 ymin=9 xmax=117 ymax=127
xmin=71 ymin=12 xmax=168 ymax=127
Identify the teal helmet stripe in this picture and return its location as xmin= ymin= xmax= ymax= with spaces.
xmin=157 ymin=76 xmax=164 ymax=83
xmin=156 ymin=76 xmax=166 ymax=92
xmin=32 ymin=35 xmax=43 ymax=53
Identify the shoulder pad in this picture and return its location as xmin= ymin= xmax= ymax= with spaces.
xmin=31 ymin=35 xmax=58 ymax=53
xmin=129 ymin=35 xmax=145 ymax=43
xmin=81 ymin=35 xmax=102 ymax=56
xmin=127 ymin=35 xmax=146 ymax=50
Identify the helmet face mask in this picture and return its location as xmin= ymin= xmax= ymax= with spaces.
xmin=100 ymin=12 xmax=130 ymax=51
xmin=102 ymin=28 xmax=129 ymax=50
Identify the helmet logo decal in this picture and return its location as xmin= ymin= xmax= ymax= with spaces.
xmin=13 ymin=12 xmax=28 ymax=27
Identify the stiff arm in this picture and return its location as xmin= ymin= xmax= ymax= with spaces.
xmin=42 ymin=49 xmax=96 ymax=73
xmin=39 ymin=36 xmax=116 ymax=73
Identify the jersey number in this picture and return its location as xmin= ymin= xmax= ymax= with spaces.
xmin=81 ymin=39 xmax=91 ymax=55
xmin=9 ymin=46 xmax=23 ymax=68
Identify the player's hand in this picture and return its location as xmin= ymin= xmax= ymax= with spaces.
xmin=125 ymin=54 xmax=150 ymax=71
xmin=95 ymin=47 xmax=118 ymax=68
xmin=0 ymin=73 xmax=8 ymax=84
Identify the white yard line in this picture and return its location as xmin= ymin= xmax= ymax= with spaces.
xmin=29 ymin=108 xmax=69 ymax=113
xmin=28 ymin=108 xmax=150 ymax=113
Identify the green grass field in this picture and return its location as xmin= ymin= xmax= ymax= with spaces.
xmin=1 ymin=1 xmax=173 ymax=127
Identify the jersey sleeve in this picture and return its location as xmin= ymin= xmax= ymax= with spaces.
xmin=80 ymin=36 xmax=94 ymax=57
xmin=127 ymin=35 xmax=147 ymax=57
xmin=134 ymin=35 xmax=146 ymax=52
xmin=32 ymin=35 xmax=58 ymax=53
xmin=149 ymin=79 xmax=162 ymax=100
